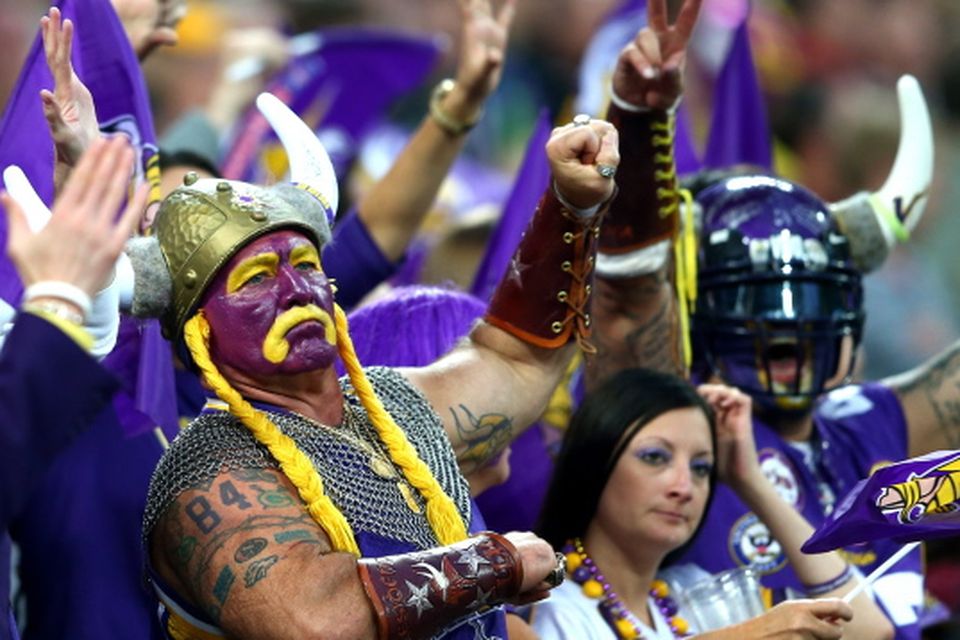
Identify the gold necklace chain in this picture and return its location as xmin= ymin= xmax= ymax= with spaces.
xmin=304 ymin=402 xmax=424 ymax=515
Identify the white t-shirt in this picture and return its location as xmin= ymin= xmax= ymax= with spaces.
xmin=529 ymin=580 xmax=678 ymax=640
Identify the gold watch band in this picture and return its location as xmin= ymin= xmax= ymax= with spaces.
xmin=429 ymin=78 xmax=482 ymax=137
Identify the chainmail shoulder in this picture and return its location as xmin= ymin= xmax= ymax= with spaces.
xmin=143 ymin=367 xmax=471 ymax=552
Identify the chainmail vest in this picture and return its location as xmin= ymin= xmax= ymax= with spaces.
xmin=142 ymin=367 xmax=472 ymax=552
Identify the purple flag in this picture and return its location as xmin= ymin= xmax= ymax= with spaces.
xmin=221 ymin=28 xmax=445 ymax=185
xmin=702 ymin=18 xmax=773 ymax=169
xmin=0 ymin=0 xmax=175 ymax=434
xmin=469 ymin=109 xmax=553 ymax=301
xmin=803 ymin=450 xmax=960 ymax=553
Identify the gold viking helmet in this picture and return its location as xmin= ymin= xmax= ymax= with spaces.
xmin=127 ymin=92 xmax=340 ymax=339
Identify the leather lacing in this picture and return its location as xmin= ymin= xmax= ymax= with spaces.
xmin=652 ymin=115 xmax=679 ymax=218
xmin=555 ymin=219 xmax=600 ymax=355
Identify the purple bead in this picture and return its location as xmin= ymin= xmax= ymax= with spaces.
xmin=572 ymin=566 xmax=591 ymax=583
xmin=659 ymin=598 xmax=679 ymax=617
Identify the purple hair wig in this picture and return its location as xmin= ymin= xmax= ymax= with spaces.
xmin=341 ymin=285 xmax=486 ymax=371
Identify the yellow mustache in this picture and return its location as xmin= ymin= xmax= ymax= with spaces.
xmin=262 ymin=305 xmax=336 ymax=364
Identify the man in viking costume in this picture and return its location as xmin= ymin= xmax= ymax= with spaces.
xmin=130 ymin=91 xmax=619 ymax=639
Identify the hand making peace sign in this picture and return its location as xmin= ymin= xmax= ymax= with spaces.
xmin=612 ymin=0 xmax=703 ymax=111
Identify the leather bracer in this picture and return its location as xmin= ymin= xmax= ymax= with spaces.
xmin=485 ymin=188 xmax=607 ymax=351
xmin=357 ymin=532 xmax=523 ymax=640
xmin=597 ymin=103 xmax=679 ymax=277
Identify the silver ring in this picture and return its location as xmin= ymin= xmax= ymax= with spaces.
xmin=544 ymin=552 xmax=566 ymax=588
xmin=572 ymin=113 xmax=591 ymax=127
xmin=596 ymin=164 xmax=617 ymax=179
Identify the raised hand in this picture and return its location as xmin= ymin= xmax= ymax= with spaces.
xmin=546 ymin=116 xmax=619 ymax=211
xmin=39 ymin=7 xmax=101 ymax=194
xmin=612 ymin=0 xmax=703 ymax=110
xmin=444 ymin=0 xmax=517 ymax=123
xmin=3 ymin=137 xmax=146 ymax=298
xmin=698 ymin=383 xmax=761 ymax=490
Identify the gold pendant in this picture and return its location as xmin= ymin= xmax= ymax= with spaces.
xmin=397 ymin=482 xmax=423 ymax=514
xmin=369 ymin=456 xmax=397 ymax=480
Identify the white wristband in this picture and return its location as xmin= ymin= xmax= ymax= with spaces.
xmin=553 ymin=182 xmax=602 ymax=219
xmin=609 ymin=85 xmax=682 ymax=114
xmin=23 ymin=281 xmax=92 ymax=319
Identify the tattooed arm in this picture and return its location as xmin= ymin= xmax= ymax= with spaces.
xmin=402 ymin=324 xmax=575 ymax=476
xmin=402 ymin=109 xmax=619 ymax=475
xmin=585 ymin=262 xmax=683 ymax=392
xmin=882 ymin=340 xmax=960 ymax=457
xmin=150 ymin=468 xmax=378 ymax=639
xmin=150 ymin=467 xmax=557 ymax=638
xmin=583 ymin=0 xmax=704 ymax=390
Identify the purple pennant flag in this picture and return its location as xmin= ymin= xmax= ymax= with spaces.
xmin=221 ymin=28 xmax=445 ymax=185
xmin=0 ymin=0 xmax=176 ymax=435
xmin=803 ymin=450 xmax=960 ymax=553
xmin=702 ymin=17 xmax=773 ymax=169
xmin=469 ymin=109 xmax=552 ymax=301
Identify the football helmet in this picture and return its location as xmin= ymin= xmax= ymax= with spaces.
xmin=693 ymin=175 xmax=864 ymax=412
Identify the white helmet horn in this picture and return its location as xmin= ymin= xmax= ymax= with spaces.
xmin=255 ymin=91 xmax=339 ymax=219
xmin=829 ymin=74 xmax=934 ymax=273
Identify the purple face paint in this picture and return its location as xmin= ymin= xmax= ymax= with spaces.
xmin=201 ymin=230 xmax=338 ymax=377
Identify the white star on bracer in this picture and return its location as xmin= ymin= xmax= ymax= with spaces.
xmin=404 ymin=580 xmax=434 ymax=618
xmin=505 ymin=253 xmax=530 ymax=287
xmin=474 ymin=585 xmax=494 ymax=608
xmin=414 ymin=561 xmax=450 ymax=599
xmin=457 ymin=547 xmax=491 ymax=574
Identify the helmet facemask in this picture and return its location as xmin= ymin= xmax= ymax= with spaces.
xmin=692 ymin=178 xmax=865 ymax=415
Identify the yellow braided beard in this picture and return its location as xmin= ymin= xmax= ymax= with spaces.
xmin=262 ymin=304 xmax=336 ymax=364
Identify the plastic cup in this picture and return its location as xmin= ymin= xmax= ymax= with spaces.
xmin=677 ymin=566 xmax=766 ymax=632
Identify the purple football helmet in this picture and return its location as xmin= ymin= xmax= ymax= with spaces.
xmin=692 ymin=176 xmax=864 ymax=412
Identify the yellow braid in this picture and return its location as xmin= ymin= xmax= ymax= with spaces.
xmin=183 ymin=312 xmax=361 ymax=555
xmin=333 ymin=304 xmax=468 ymax=545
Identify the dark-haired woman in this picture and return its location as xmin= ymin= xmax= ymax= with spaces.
xmin=521 ymin=369 xmax=892 ymax=640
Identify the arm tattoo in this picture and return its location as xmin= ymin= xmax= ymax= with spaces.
xmin=449 ymin=404 xmax=513 ymax=474
xmin=244 ymin=555 xmax=280 ymax=588
xmin=185 ymin=496 xmax=222 ymax=534
xmin=158 ymin=468 xmax=333 ymax=625
xmin=234 ymin=537 xmax=269 ymax=563
xmin=588 ymin=272 xmax=684 ymax=390
xmin=893 ymin=342 xmax=960 ymax=448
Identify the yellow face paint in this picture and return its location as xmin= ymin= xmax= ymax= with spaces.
xmin=289 ymin=244 xmax=322 ymax=272
xmin=262 ymin=304 xmax=337 ymax=364
xmin=226 ymin=253 xmax=279 ymax=294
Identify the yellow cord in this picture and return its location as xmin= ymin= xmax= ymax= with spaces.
xmin=673 ymin=188 xmax=698 ymax=371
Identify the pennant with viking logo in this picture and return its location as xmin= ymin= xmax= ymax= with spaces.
xmin=803 ymin=450 xmax=960 ymax=553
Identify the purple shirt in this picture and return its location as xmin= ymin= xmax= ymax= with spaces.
xmin=0 ymin=313 xmax=119 ymax=640
xmin=676 ymin=383 xmax=923 ymax=639
xmin=323 ymin=210 xmax=400 ymax=310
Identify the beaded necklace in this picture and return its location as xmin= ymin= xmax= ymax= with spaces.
xmin=563 ymin=538 xmax=690 ymax=640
